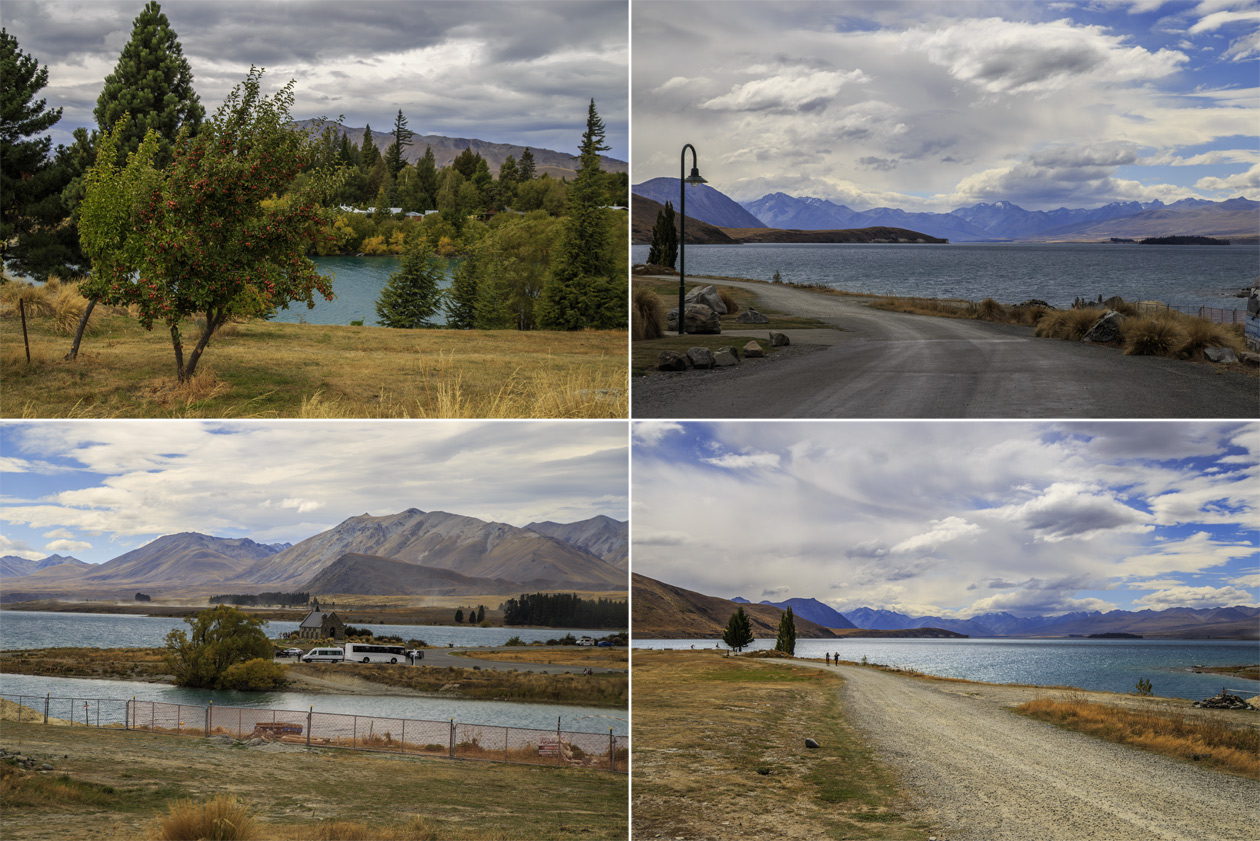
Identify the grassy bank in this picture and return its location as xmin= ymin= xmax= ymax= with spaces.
xmin=1014 ymin=696 xmax=1260 ymax=779
xmin=631 ymin=649 xmax=924 ymax=840
xmin=459 ymin=648 xmax=627 ymax=671
xmin=0 ymin=720 xmax=626 ymax=840
xmin=0 ymin=287 xmax=626 ymax=418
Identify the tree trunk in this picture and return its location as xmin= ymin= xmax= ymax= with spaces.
xmin=65 ymin=298 xmax=98 ymax=360
xmin=178 ymin=310 xmax=225 ymax=382
xmin=170 ymin=323 xmax=186 ymax=382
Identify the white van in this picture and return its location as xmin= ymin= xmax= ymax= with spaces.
xmin=301 ymin=647 xmax=344 ymax=663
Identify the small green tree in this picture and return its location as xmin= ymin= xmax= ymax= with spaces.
xmin=723 ymin=606 xmax=754 ymax=653
xmin=375 ymin=237 xmax=444 ymax=328
xmin=477 ymin=605 xmax=486 ymax=623
xmin=219 ymin=658 xmax=287 ymax=691
xmin=77 ymin=68 xmax=340 ymax=381
xmin=443 ymin=245 xmax=480 ymax=329
xmin=163 ymin=605 xmax=273 ymax=689
xmin=775 ymin=606 xmax=797 ymax=656
xmin=646 ymin=201 xmax=678 ymax=268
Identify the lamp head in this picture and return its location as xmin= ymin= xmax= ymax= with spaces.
xmin=683 ymin=166 xmax=707 ymax=186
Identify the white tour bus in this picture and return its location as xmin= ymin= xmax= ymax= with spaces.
xmin=343 ymin=642 xmax=408 ymax=664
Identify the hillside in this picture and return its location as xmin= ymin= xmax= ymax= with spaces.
xmin=526 ymin=516 xmax=628 ymax=570
xmin=632 ymin=573 xmax=838 ymax=639
xmin=721 ymin=225 xmax=947 ymax=244
xmin=302 ymin=553 xmax=521 ymax=596
xmin=240 ymin=508 xmax=625 ymax=592
xmin=632 ymin=178 xmax=766 ymax=228
xmin=631 ymin=195 xmax=738 ymax=245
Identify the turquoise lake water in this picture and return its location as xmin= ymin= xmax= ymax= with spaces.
xmin=632 ymin=242 xmax=1257 ymax=311
xmin=633 ymin=637 xmax=1259 ymax=701
xmin=270 ymin=255 xmax=457 ymax=326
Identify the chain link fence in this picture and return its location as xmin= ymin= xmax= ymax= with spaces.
xmin=3 ymin=693 xmax=627 ymax=773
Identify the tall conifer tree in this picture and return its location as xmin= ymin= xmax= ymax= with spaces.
xmin=385 ymin=109 xmax=413 ymax=177
xmin=94 ymin=1 xmax=203 ymax=165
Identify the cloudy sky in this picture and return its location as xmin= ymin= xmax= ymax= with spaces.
xmin=1 ymin=421 xmax=628 ymax=564
xmin=632 ymin=0 xmax=1259 ymax=210
xmin=4 ymin=0 xmax=628 ymax=161
xmin=632 ymin=421 xmax=1258 ymax=618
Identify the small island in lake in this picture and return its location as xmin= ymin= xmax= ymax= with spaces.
xmin=1087 ymin=632 xmax=1143 ymax=639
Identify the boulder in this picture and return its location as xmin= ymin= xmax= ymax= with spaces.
xmin=1192 ymin=692 xmax=1255 ymax=710
xmin=667 ymin=304 xmax=722 ymax=335
xmin=686 ymin=347 xmax=716 ymax=369
xmin=805 ymin=738 xmax=821 ymax=749
xmin=736 ymin=307 xmax=770 ymax=324
xmin=713 ymin=347 xmax=740 ymax=367
xmin=743 ymin=341 xmax=765 ymax=358
xmin=1016 ymin=299 xmax=1054 ymax=309
xmin=1204 ymin=346 xmax=1239 ymax=364
xmin=685 ymin=284 xmax=727 ymax=315
xmin=657 ymin=351 xmax=689 ymax=372
xmin=1082 ymin=310 xmax=1125 ymax=343
xmin=769 ymin=331 xmax=790 ymax=347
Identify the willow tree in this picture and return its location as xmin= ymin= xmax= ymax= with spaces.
xmin=77 ymin=68 xmax=340 ymax=381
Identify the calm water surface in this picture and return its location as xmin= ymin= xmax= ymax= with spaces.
xmin=270 ymin=255 xmax=456 ymax=326
xmin=632 ymin=242 xmax=1257 ymax=311
xmin=634 ymin=637 xmax=1259 ymax=701
xmin=0 ymin=610 xmax=614 ymax=650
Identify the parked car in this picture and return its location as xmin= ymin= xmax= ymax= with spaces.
xmin=283 ymin=648 xmax=303 ymax=657
xmin=577 ymin=637 xmax=596 ymax=646
xmin=596 ymin=641 xmax=613 ymax=647
xmin=301 ymin=647 xmax=344 ymax=663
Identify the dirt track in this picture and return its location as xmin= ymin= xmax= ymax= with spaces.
xmin=823 ymin=663 xmax=1260 ymax=841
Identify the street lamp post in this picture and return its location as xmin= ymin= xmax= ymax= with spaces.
xmin=678 ymin=144 xmax=707 ymax=334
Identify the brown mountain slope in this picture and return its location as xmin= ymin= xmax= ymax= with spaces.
xmin=631 ymin=195 xmax=738 ymax=246
xmin=632 ymin=573 xmax=838 ymax=639
xmin=240 ymin=509 xmax=625 ymax=591
xmin=303 ymin=553 xmax=521 ymax=597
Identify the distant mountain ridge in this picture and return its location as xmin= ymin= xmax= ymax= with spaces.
xmin=526 ymin=516 xmax=628 ymax=570
xmin=0 ymin=554 xmax=89 ymax=578
xmin=634 ymin=180 xmax=1257 ymax=242
xmin=295 ymin=120 xmax=627 ymax=179
xmin=0 ymin=510 xmax=626 ymax=602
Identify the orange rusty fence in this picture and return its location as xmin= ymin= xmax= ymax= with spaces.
xmin=2 ymin=693 xmax=627 ymax=773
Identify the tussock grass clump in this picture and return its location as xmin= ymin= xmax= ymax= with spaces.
xmin=0 ymin=764 xmax=117 ymax=807
xmin=1121 ymin=315 xmax=1186 ymax=356
xmin=1014 ymin=697 xmax=1260 ymax=779
xmin=976 ymin=297 xmax=1006 ymax=321
xmin=1035 ymin=308 xmax=1101 ymax=340
xmin=632 ymin=286 xmax=666 ymax=341
xmin=1177 ymin=318 xmax=1244 ymax=359
xmin=1009 ymin=303 xmax=1050 ymax=326
xmin=717 ymin=286 xmax=740 ymax=316
xmin=0 ymin=281 xmax=54 ymax=318
xmin=151 ymin=795 xmax=260 ymax=840
xmin=869 ymin=296 xmax=975 ymax=319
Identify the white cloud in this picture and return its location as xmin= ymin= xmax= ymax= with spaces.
xmin=1188 ymin=9 xmax=1260 ymax=32
xmin=701 ymin=451 xmax=781 ymax=470
xmin=1115 ymin=531 xmax=1256 ymax=577
xmin=891 ymin=516 xmax=982 ymax=554
xmin=279 ymin=498 xmax=324 ymax=514
xmin=1195 ymin=162 xmax=1260 ymax=192
xmin=700 ymin=68 xmax=868 ymax=113
xmin=44 ymin=539 xmax=92 ymax=553
xmin=987 ymin=482 xmax=1152 ymax=542
xmin=1229 ymin=573 xmax=1260 ymax=588
xmin=1135 ymin=584 xmax=1258 ymax=609
xmin=633 ymin=422 xmax=684 ymax=447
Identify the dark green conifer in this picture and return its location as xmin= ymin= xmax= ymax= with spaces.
xmin=375 ymin=237 xmax=444 ymax=328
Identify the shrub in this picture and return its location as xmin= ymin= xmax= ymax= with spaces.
xmin=218 ymin=658 xmax=286 ymax=691
xmin=1122 ymin=316 xmax=1185 ymax=356
xmin=717 ymin=287 xmax=739 ymax=316
xmin=504 ymin=636 xmax=526 ymax=646
xmin=152 ymin=795 xmax=259 ymax=840
xmin=631 ymin=287 xmax=665 ymax=341
xmin=1177 ymin=318 xmax=1243 ymax=359
xmin=977 ymin=297 xmax=1005 ymax=321
xmin=1134 ymin=677 xmax=1153 ymax=696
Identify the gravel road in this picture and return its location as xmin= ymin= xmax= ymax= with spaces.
xmin=824 ymin=663 xmax=1260 ymax=841
xmin=632 ymin=277 xmax=1259 ymax=418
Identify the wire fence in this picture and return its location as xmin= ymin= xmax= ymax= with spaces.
xmin=2 ymin=693 xmax=627 ymax=773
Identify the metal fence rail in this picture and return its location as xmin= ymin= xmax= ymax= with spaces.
xmin=3 ymin=694 xmax=627 ymax=773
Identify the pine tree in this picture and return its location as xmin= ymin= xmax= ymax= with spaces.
xmin=93 ymin=1 xmax=203 ymax=165
xmin=646 ymin=201 xmax=678 ymax=268
xmin=536 ymin=99 xmax=624 ymax=330
xmin=452 ymin=147 xmax=481 ymax=180
xmin=385 ymin=109 xmax=413 ymax=177
xmin=455 ymin=609 xmax=464 ymax=624
xmin=360 ymin=123 xmax=380 ymax=171
xmin=375 ymin=237 xmax=444 ymax=328
xmin=723 ymin=607 xmax=754 ymax=653
xmin=415 ymin=146 xmax=438 ymax=210
xmin=518 ymin=147 xmax=536 ymax=181
xmin=477 ymin=605 xmax=486 ymax=623
xmin=444 ymin=245 xmax=480 ymax=329
xmin=775 ymin=606 xmax=797 ymax=655
xmin=1 ymin=29 xmax=86 ymax=280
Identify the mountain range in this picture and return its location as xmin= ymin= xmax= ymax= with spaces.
xmin=0 ymin=510 xmax=628 ymax=603
xmin=632 ymin=178 xmax=1259 ymax=243
xmin=296 ymin=120 xmax=627 ymax=180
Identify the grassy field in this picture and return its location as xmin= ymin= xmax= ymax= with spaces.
xmin=631 ymin=650 xmax=925 ymax=840
xmin=458 ymin=647 xmax=628 ymax=671
xmin=0 ymin=720 xmax=627 ymax=840
xmin=1 ymin=290 xmax=627 ymax=418
xmin=1014 ymin=696 xmax=1260 ymax=779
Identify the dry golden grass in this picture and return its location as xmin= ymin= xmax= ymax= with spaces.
xmin=977 ymin=297 xmax=1006 ymax=321
xmin=459 ymin=647 xmax=628 ymax=670
xmin=1014 ymin=697 xmax=1260 ymax=779
xmin=716 ymin=286 xmax=740 ymax=315
xmin=152 ymin=795 xmax=260 ymax=840
xmin=631 ymin=286 xmax=666 ymax=341
xmin=1120 ymin=314 xmax=1186 ymax=356
xmin=632 ymin=650 xmax=924 ymax=840
xmin=1034 ymin=308 xmax=1102 ymax=340
xmin=1177 ymin=317 xmax=1245 ymax=359
xmin=1 ymin=307 xmax=627 ymax=418
xmin=0 ymin=697 xmax=71 ymax=725
xmin=868 ymin=296 xmax=976 ymax=319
